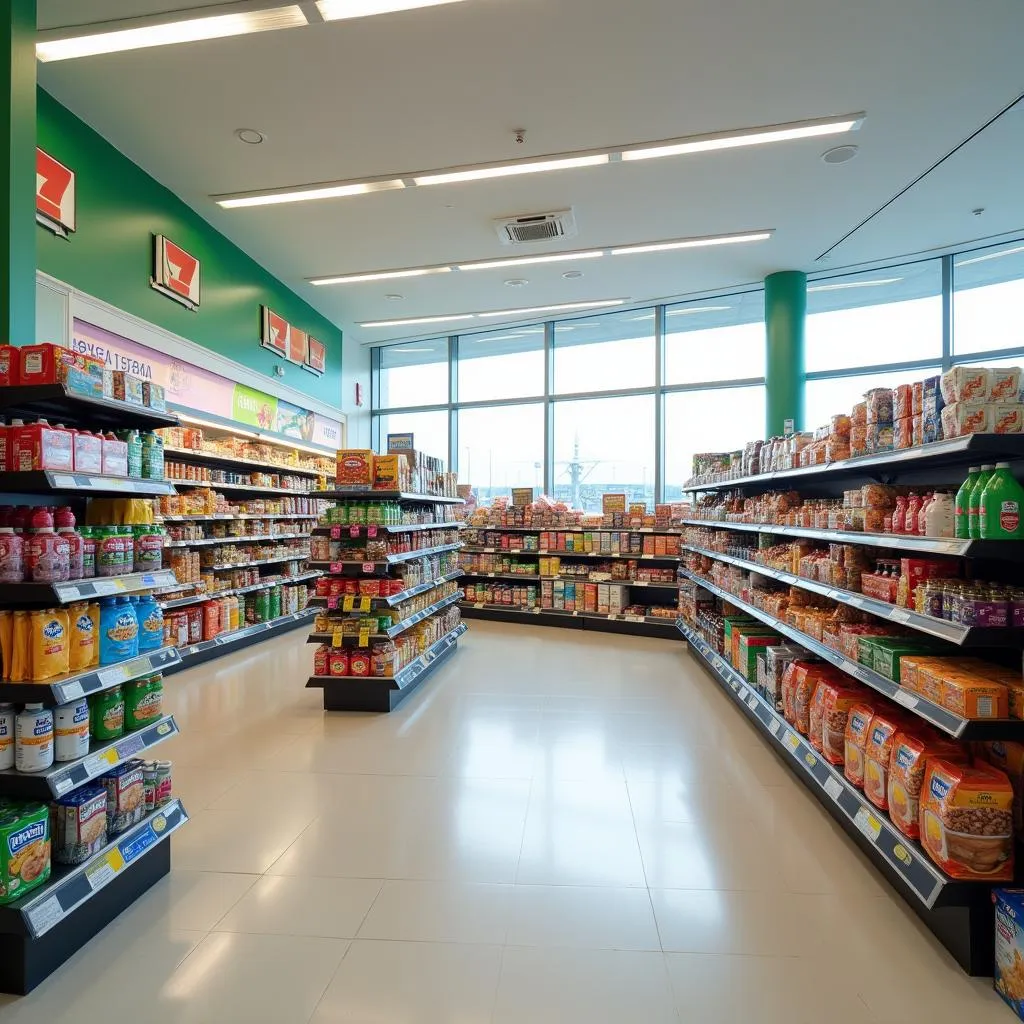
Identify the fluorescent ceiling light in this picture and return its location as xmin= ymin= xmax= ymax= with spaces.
xmin=954 ymin=245 xmax=1024 ymax=268
xmin=611 ymin=232 xmax=772 ymax=256
xmin=807 ymin=277 xmax=903 ymax=293
xmin=457 ymin=251 xmax=604 ymax=272
xmin=478 ymin=300 xmax=626 ymax=318
xmin=414 ymin=155 xmax=608 ymax=187
xmin=311 ymin=266 xmax=450 ymax=286
xmin=218 ymin=179 xmax=404 ymax=209
xmin=37 ymin=6 xmax=307 ymax=62
xmin=620 ymin=115 xmax=864 ymax=161
xmin=361 ymin=314 xmax=476 ymax=328
xmin=317 ymin=0 xmax=466 ymax=19
xmin=669 ymin=305 xmax=732 ymax=315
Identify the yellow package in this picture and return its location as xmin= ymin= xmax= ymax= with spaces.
xmin=68 ymin=602 xmax=97 ymax=673
xmin=30 ymin=609 xmax=70 ymax=681
xmin=0 ymin=612 xmax=11 ymax=682
xmin=87 ymin=602 xmax=101 ymax=667
xmin=10 ymin=612 xmax=29 ymax=682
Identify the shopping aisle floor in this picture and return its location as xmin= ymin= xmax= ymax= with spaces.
xmin=0 ymin=621 xmax=1012 ymax=1023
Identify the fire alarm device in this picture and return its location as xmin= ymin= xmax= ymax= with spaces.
xmin=355 ymin=382 xmax=363 ymax=407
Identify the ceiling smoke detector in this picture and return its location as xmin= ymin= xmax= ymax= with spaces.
xmin=493 ymin=208 xmax=578 ymax=245
xmin=821 ymin=144 xmax=858 ymax=164
xmin=235 ymin=128 xmax=266 ymax=145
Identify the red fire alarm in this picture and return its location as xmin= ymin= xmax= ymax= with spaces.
xmin=354 ymin=382 xmax=363 ymax=407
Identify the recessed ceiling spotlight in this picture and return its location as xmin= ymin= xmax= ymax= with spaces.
xmin=504 ymin=278 xmax=529 ymax=287
xmin=821 ymin=145 xmax=858 ymax=164
xmin=562 ymin=271 xmax=584 ymax=280
xmin=235 ymin=128 xmax=266 ymax=145
xmin=384 ymin=293 xmax=404 ymax=301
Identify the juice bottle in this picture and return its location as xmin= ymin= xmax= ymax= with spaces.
xmin=979 ymin=462 xmax=1024 ymax=540
xmin=968 ymin=465 xmax=996 ymax=539
xmin=954 ymin=467 xmax=978 ymax=539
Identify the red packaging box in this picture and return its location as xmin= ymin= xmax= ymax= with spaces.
xmin=899 ymin=558 xmax=960 ymax=609
xmin=860 ymin=572 xmax=898 ymax=604
xmin=73 ymin=431 xmax=103 ymax=474
xmin=19 ymin=343 xmax=75 ymax=385
xmin=11 ymin=421 xmax=74 ymax=472
xmin=0 ymin=345 xmax=18 ymax=386
xmin=101 ymin=435 xmax=129 ymax=477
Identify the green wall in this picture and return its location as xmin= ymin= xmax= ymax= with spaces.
xmin=35 ymin=88 xmax=342 ymax=408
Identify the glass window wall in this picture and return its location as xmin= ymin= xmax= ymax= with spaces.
xmin=457 ymin=404 xmax=545 ymax=502
xmin=553 ymin=309 xmax=655 ymax=393
xmin=952 ymin=241 xmax=1024 ymax=358
xmin=664 ymin=292 xmax=765 ymax=384
xmin=457 ymin=325 xmax=545 ymax=402
xmin=379 ymin=339 xmax=449 ymax=408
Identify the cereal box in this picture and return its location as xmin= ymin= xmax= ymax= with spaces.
xmin=993 ymin=888 xmax=1024 ymax=1018
xmin=335 ymin=450 xmax=374 ymax=487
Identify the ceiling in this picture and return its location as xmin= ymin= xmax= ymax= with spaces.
xmin=37 ymin=0 xmax=1024 ymax=344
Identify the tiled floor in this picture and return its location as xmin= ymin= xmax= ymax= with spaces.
xmin=0 ymin=620 xmax=1012 ymax=1022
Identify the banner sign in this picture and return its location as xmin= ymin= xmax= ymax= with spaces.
xmin=151 ymin=235 xmax=201 ymax=311
xmin=306 ymin=337 xmax=326 ymax=375
xmin=512 ymin=488 xmax=535 ymax=506
xmin=261 ymin=307 xmax=289 ymax=355
xmin=387 ymin=433 xmax=415 ymax=451
xmin=36 ymin=148 xmax=76 ymax=238
xmin=602 ymin=493 xmax=626 ymax=515
xmin=261 ymin=307 xmax=324 ymax=373
xmin=287 ymin=326 xmax=308 ymax=366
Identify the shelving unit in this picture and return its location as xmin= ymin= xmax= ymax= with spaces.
xmin=163 ymin=445 xmax=324 ymax=478
xmin=304 ymin=490 xmax=465 ymax=712
xmin=676 ymin=433 xmax=1024 ymax=975
xmin=0 ymin=384 xmax=188 ymax=994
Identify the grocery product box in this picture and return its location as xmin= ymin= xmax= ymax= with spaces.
xmin=898 ymin=557 xmax=960 ymax=609
xmin=869 ymin=638 xmax=942 ymax=682
xmin=143 ymin=382 xmax=166 ymax=411
xmin=20 ymin=343 xmax=103 ymax=400
xmin=737 ymin=633 xmax=782 ymax=681
xmin=372 ymin=454 xmax=401 ymax=490
xmin=11 ymin=421 xmax=74 ymax=472
xmin=942 ymin=675 xmax=1008 ymax=719
xmin=336 ymin=449 xmax=374 ymax=487
xmin=994 ymin=888 xmax=1024 ymax=1017
xmin=730 ymin=625 xmax=778 ymax=673
xmin=608 ymin=584 xmax=629 ymax=615
xmin=940 ymin=366 xmax=990 ymax=405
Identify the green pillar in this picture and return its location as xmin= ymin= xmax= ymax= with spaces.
xmin=765 ymin=270 xmax=806 ymax=436
xmin=0 ymin=0 xmax=36 ymax=346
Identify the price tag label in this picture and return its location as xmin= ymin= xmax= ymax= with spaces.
xmin=329 ymin=562 xmax=344 ymax=574
xmin=330 ymin=526 xmax=341 ymax=539
xmin=27 ymin=895 xmax=63 ymax=935
xmin=711 ymin=656 xmax=724 ymax=671
xmin=326 ymin=596 xmax=339 ymax=610
xmin=890 ymin=609 xmax=912 ymax=624
xmin=768 ymin=718 xmax=781 ymax=736
xmin=746 ymin=693 xmax=759 ymax=711
xmin=362 ymin=562 xmax=375 ymax=573
xmin=332 ymin=628 xmax=344 ymax=647
xmin=54 ymin=776 xmax=74 ymax=796
xmin=739 ymin=686 xmax=749 ymax=701
xmin=343 ymin=595 xmax=355 ymax=612
xmin=86 ymin=853 xmax=119 ymax=892
xmin=823 ymin=776 xmax=843 ymax=802
xmin=116 ymin=734 xmax=146 ymax=760
xmin=358 ymin=629 xmax=370 ymax=647
xmin=854 ymin=806 xmax=882 ymax=842
xmin=350 ymin=525 xmax=361 ymax=538
xmin=85 ymin=754 xmax=110 ymax=779
xmin=60 ymin=680 xmax=85 ymax=702
xmin=474 ymin=602 xmax=484 ymax=609
xmin=891 ymin=689 xmax=919 ymax=710
xmin=367 ymin=526 xmax=378 ymax=538
xmin=730 ymin=678 xmax=740 ymax=692
xmin=357 ymin=597 xmax=372 ymax=612
xmin=783 ymin=730 xmax=800 ymax=753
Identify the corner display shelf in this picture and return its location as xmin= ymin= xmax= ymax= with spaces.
xmin=304 ymin=490 xmax=466 ymax=712
xmin=675 ymin=435 xmax=1024 ymax=976
xmin=0 ymin=384 xmax=187 ymax=994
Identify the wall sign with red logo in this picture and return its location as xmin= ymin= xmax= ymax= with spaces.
xmin=261 ymin=306 xmax=326 ymax=375
xmin=306 ymin=337 xmax=326 ymax=376
xmin=36 ymin=148 xmax=76 ymax=238
xmin=151 ymin=235 xmax=201 ymax=311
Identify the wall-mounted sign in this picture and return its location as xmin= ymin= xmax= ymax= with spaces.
xmin=151 ymin=235 xmax=200 ymax=311
xmin=306 ymin=337 xmax=326 ymax=375
xmin=36 ymin=148 xmax=76 ymax=238
xmin=387 ymin=433 xmax=415 ymax=451
xmin=287 ymin=326 xmax=308 ymax=366
xmin=261 ymin=307 xmax=289 ymax=355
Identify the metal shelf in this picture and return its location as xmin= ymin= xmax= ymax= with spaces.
xmin=158 ymin=571 xmax=321 ymax=609
xmin=461 ymin=569 xmax=678 ymax=588
xmin=175 ymin=608 xmax=317 ymax=662
xmin=165 ymin=532 xmax=310 ymax=547
xmin=309 ymin=541 xmax=463 ymax=574
xmin=0 ymin=715 xmax=178 ymax=799
xmin=682 ymin=542 xmax=1024 ymax=648
xmin=313 ymin=521 xmax=464 ymax=536
xmin=175 ymin=480 xmax=321 ymax=496
xmin=0 ymin=569 xmax=179 ymax=608
xmin=676 ymin=620 xmax=980 ymax=910
xmin=160 ymin=513 xmax=321 ymax=521
xmin=207 ymin=551 xmax=310 ymax=571
xmin=681 ymin=433 xmax=1024 ymax=492
xmin=465 ymin=524 xmax=680 ymax=534
xmin=163 ymin=446 xmax=324 ymax=478
xmin=0 ymin=647 xmax=180 ymax=706
xmin=0 ymin=471 xmax=176 ymax=498
xmin=460 ymin=546 xmax=679 ymax=561
xmin=308 ymin=591 xmax=463 ymax=644
xmin=678 ymin=567 xmax=1024 ymax=739
xmin=0 ymin=384 xmax=178 ymax=431
xmin=460 ymin=602 xmax=678 ymax=627
xmin=308 ymin=570 xmax=464 ymax=609
xmin=677 ymin=519 xmax=1021 ymax=560
xmin=318 ymin=489 xmax=463 ymax=504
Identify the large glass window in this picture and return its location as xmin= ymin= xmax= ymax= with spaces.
xmin=457 ymin=404 xmax=544 ymax=502
xmin=378 ymin=410 xmax=449 ymax=462
xmin=663 ymin=386 xmax=765 ymax=498
xmin=552 ymin=395 xmax=655 ymax=512
xmin=806 ymin=261 xmax=942 ymax=373
xmin=664 ymin=292 xmax=765 ymax=384
xmin=804 ymin=366 xmax=941 ymax=430
xmin=953 ymin=241 xmax=1024 ymax=357
xmin=379 ymin=339 xmax=449 ymax=408
xmin=553 ymin=309 xmax=655 ymax=393
xmin=457 ymin=325 xmax=544 ymax=402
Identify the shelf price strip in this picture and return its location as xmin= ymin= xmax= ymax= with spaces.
xmin=676 ymin=620 xmax=947 ymax=907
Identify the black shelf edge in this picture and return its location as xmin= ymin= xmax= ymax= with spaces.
xmin=459 ymin=603 xmax=680 ymax=638
xmin=313 ymin=521 xmax=465 ymax=536
xmin=158 ymin=571 xmax=321 ymax=610
xmin=318 ymin=489 xmax=463 ymax=504
xmin=309 ymin=541 xmax=463 ymax=574
xmin=677 ymin=519 xmax=1021 ymax=560
xmin=460 ymin=547 xmax=679 ymax=561
xmin=464 ymin=524 xmax=681 ymax=534
xmin=680 ymin=433 xmax=1024 ymax=492
xmin=0 ymin=647 xmax=181 ymax=705
xmin=169 ymin=608 xmax=317 ymax=667
xmin=0 ymin=471 xmax=177 ymax=498
xmin=682 ymin=543 xmax=1024 ymax=648
xmin=461 ymin=569 xmax=678 ymax=588
xmin=0 ymin=384 xmax=179 ymax=431
xmin=160 ymin=513 xmax=322 ymax=521
xmin=678 ymin=567 xmax=1024 ymax=739
xmin=675 ymin=619 xmax=982 ymax=909
xmin=307 ymin=591 xmax=464 ymax=644
xmin=307 ymin=570 xmax=464 ymax=609
xmin=163 ymin=446 xmax=324 ymax=478
xmin=165 ymin=532 xmax=310 ymax=548
xmin=0 ymin=716 xmax=178 ymax=799
xmin=0 ymin=569 xmax=179 ymax=608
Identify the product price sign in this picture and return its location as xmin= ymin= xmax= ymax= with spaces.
xmin=854 ymin=806 xmax=882 ymax=842
xmin=342 ymin=595 xmax=355 ymax=612
xmin=350 ymin=525 xmax=361 ymax=538
xmin=329 ymin=562 xmax=344 ymax=574
xmin=362 ymin=562 xmax=376 ymax=573
xmin=332 ymin=627 xmax=344 ymax=648
xmin=511 ymin=488 xmax=534 ymax=506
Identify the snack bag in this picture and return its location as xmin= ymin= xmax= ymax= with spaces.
xmin=0 ymin=611 xmax=11 ymax=682
xmin=29 ymin=608 xmax=70 ymax=681
xmin=844 ymin=702 xmax=876 ymax=789
xmin=978 ymin=741 xmax=1024 ymax=847
xmin=920 ymin=759 xmax=1014 ymax=880
xmin=818 ymin=680 xmax=865 ymax=765
xmin=0 ymin=802 xmax=51 ymax=905
xmin=887 ymin=730 xmax=966 ymax=839
xmin=68 ymin=602 xmax=96 ymax=673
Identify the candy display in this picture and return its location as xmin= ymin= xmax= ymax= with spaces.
xmin=310 ymin=526 xmax=460 ymax=564
xmin=320 ymin=500 xmax=460 ymax=527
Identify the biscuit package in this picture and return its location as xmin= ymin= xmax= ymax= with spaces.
xmin=53 ymin=786 xmax=108 ymax=865
xmin=0 ymin=801 xmax=50 ymax=904
xmin=887 ymin=730 xmax=966 ymax=840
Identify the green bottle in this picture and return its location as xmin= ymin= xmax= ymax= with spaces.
xmin=979 ymin=462 xmax=1024 ymax=540
xmin=968 ymin=464 xmax=996 ymax=539
xmin=954 ymin=467 xmax=978 ymax=539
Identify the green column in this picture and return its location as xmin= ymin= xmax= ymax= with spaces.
xmin=764 ymin=270 xmax=806 ymax=436
xmin=0 ymin=0 xmax=36 ymax=346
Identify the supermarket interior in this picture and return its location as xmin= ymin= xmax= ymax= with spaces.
xmin=2 ymin=0 xmax=1024 ymax=1020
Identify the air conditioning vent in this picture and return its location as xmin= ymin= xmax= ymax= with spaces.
xmin=493 ymin=209 xmax=578 ymax=245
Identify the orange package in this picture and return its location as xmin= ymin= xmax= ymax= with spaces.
xmin=844 ymin=702 xmax=876 ymax=790
xmin=920 ymin=759 xmax=1014 ymax=880
xmin=808 ymin=682 xmax=829 ymax=753
xmin=888 ymin=730 xmax=966 ymax=840
xmin=941 ymin=675 xmax=1008 ymax=719
xmin=819 ymin=680 xmax=865 ymax=765
xmin=977 ymin=741 xmax=1024 ymax=844
xmin=793 ymin=664 xmax=838 ymax=737
xmin=863 ymin=710 xmax=908 ymax=811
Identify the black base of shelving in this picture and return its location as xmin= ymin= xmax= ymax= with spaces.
xmin=460 ymin=604 xmax=682 ymax=640
xmin=679 ymin=629 xmax=995 ymax=975
xmin=0 ymin=841 xmax=170 ymax=994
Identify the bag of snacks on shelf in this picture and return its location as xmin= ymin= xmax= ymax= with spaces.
xmin=863 ymin=709 xmax=908 ymax=811
xmin=0 ymin=801 xmax=50 ymax=904
xmin=976 ymin=741 xmax=1024 ymax=849
xmin=844 ymin=702 xmax=877 ymax=789
xmin=920 ymin=759 xmax=1013 ymax=880
xmin=818 ymin=680 xmax=867 ymax=765
xmin=887 ymin=730 xmax=966 ymax=840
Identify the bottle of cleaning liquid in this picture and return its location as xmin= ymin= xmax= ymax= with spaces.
xmin=979 ymin=462 xmax=1024 ymax=540
xmin=954 ymin=467 xmax=979 ymax=539
xmin=968 ymin=465 xmax=996 ymax=539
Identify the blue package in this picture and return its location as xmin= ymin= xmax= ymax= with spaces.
xmin=994 ymin=888 xmax=1024 ymax=1018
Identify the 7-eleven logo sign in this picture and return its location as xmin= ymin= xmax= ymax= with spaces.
xmin=151 ymin=235 xmax=201 ymax=310
xmin=36 ymin=148 xmax=76 ymax=237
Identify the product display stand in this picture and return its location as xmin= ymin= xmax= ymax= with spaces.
xmin=0 ymin=385 xmax=188 ymax=994
xmin=305 ymin=490 xmax=465 ymax=712
xmin=677 ymin=433 xmax=1024 ymax=975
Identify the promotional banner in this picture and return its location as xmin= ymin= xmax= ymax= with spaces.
xmin=287 ymin=326 xmax=308 ymax=366
xmin=261 ymin=307 xmax=289 ymax=355
xmin=232 ymin=383 xmax=278 ymax=430
xmin=306 ymin=338 xmax=326 ymax=375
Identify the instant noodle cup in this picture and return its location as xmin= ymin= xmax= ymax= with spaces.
xmin=887 ymin=730 xmax=966 ymax=840
xmin=844 ymin=702 xmax=876 ymax=789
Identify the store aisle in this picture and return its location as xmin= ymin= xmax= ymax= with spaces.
xmin=0 ymin=621 xmax=1011 ymax=1023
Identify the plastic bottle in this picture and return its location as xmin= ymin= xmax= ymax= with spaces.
xmin=916 ymin=492 xmax=934 ymax=536
xmin=121 ymin=430 xmax=143 ymax=479
xmin=924 ymin=492 xmax=955 ymax=538
xmin=979 ymin=462 xmax=1024 ymax=540
xmin=99 ymin=596 xmax=139 ymax=663
xmin=0 ymin=703 xmax=14 ymax=770
xmin=891 ymin=495 xmax=908 ymax=534
xmin=15 ymin=704 xmax=54 ymax=772
xmin=136 ymin=594 xmax=164 ymax=652
xmin=54 ymin=698 xmax=90 ymax=762
xmin=27 ymin=506 xmax=70 ymax=583
xmin=968 ymin=465 xmax=996 ymax=539
xmin=90 ymin=686 xmax=124 ymax=741
xmin=80 ymin=527 xmax=96 ymax=578
xmin=55 ymin=507 xmax=83 ymax=580
xmin=0 ymin=520 xmax=24 ymax=583
xmin=954 ymin=467 xmax=978 ymax=539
